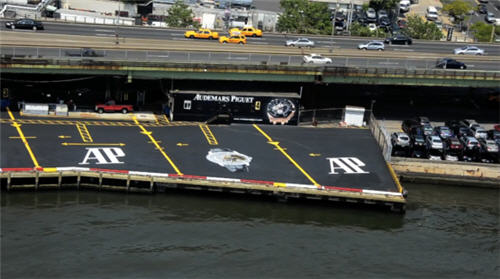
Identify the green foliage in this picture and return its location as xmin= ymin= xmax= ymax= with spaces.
xmin=443 ymin=0 xmax=473 ymax=23
xmin=404 ymin=15 xmax=443 ymax=40
xmin=369 ymin=0 xmax=399 ymax=11
xmin=470 ymin=22 xmax=500 ymax=42
xmin=165 ymin=0 xmax=200 ymax=28
xmin=277 ymin=0 xmax=332 ymax=34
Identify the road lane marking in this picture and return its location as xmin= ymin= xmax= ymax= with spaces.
xmin=94 ymin=29 xmax=114 ymax=32
xmin=133 ymin=116 xmax=182 ymax=175
xmin=61 ymin=142 xmax=125 ymax=146
xmin=96 ymin=34 xmax=115 ymax=37
xmin=7 ymin=107 xmax=40 ymax=168
xmin=253 ymin=124 xmax=320 ymax=187
xmin=76 ymin=123 xmax=93 ymax=142
xmin=199 ymin=124 xmax=219 ymax=145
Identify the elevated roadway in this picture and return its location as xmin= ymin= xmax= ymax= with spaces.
xmin=1 ymin=20 xmax=499 ymax=56
xmin=1 ymin=32 xmax=499 ymax=87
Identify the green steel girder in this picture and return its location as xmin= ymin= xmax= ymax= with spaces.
xmin=1 ymin=61 xmax=499 ymax=88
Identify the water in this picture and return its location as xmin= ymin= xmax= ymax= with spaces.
xmin=1 ymin=183 xmax=499 ymax=278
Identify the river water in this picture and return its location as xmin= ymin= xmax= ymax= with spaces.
xmin=1 ymin=183 xmax=499 ymax=278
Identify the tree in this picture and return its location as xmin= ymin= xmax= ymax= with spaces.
xmin=470 ymin=22 xmax=500 ymax=42
xmin=165 ymin=0 xmax=200 ymax=28
xmin=404 ymin=15 xmax=443 ymax=40
xmin=443 ymin=0 xmax=473 ymax=25
xmin=277 ymin=0 xmax=332 ymax=35
xmin=350 ymin=22 xmax=386 ymax=37
xmin=369 ymin=0 xmax=400 ymax=11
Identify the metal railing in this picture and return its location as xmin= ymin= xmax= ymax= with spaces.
xmin=369 ymin=113 xmax=392 ymax=162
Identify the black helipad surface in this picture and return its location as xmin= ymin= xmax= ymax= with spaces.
xmin=0 ymin=112 xmax=398 ymax=192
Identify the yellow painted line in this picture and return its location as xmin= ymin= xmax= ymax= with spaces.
xmin=387 ymin=162 xmax=403 ymax=193
xmin=43 ymin=167 xmax=58 ymax=172
xmin=9 ymin=136 xmax=37 ymax=139
xmin=76 ymin=123 xmax=93 ymax=142
xmin=58 ymin=135 xmax=72 ymax=139
xmin=163 ymin=114 xmax=170 ymax=124
xmin=7 ymin=108 xmax=40 ymax=168
xmin=273 ymin=182 xmax=287 ymax=188
xmin=199 ymin=124 xmax=219 ymax=145
xmin=253 ymin=124 xmax=320 ymax=187
xmin=61 ymin=142 xmax=125 ymax=146
xmin=133 ymin=117 xmax=183 ymax=175
xmin=154 ymin=114 xmax=160 ymax=125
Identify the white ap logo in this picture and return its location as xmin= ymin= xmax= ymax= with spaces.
xmin=79 ymin=148 xmax=125 ymax=165
xmin=327 ymin=157 xmax=369 ymax=174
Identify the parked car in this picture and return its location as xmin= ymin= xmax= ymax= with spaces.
xmin=358 ymin=40 xmax=385 ymax=51
xmin=95 ymin=102 xmax=133 ymax=114
xmin=478 ymin=4 xmax=488 ymax=14
xmin=485 ymin=12 xmax=497 ymax=23
xmin=453 ymin=45 xmax=484 ymax=55
xmin=478 ymin=138 xmax=499 ymax=153
xmin=470 ymin=126 xmax=488 ymax=139
xmin=402 ymin=119 xmax=421 ymax=134
xmin=478 ymin=138 xmax=499 ymax=163
xmin=460 ymin=135 xmax=481 ymax=150
xmin=487 ymin=129 xmax=500 ymax=141
xmin=399 ymin=0 xmax=411 ymax=13
xmin=384 ymin=34 xmax=412 ymax=45
xmin=436 ymin=58 xmax=467 ymax=69
xmin=422 ymin=123 xmax=434 ymax=136
xmin=460 ymin=119 xmax=478 ymax=128
xmin=65 ymin=48 xmax=102 ymax=57
xmin=184 ymin=28 xmax=219 ymax=39
xmin=303 ymin=54 xmax=332 ymax=64
xmin=410 ymin=135 xmax=427 ymax=158
xmin=434 ymin=126 xmax=453 ymax=139
xmin=426 ymin=6 xmax=439 ymax=21
xmin=378 ymin=17 xmax=391 ymax=28
xmin=366 ymin=8 xmax=377 ymax=22
xmin=391 ymin=132 xmax=410 ymax=147
xmin=5 ymin=18 xmax=44 ymax=30
xmin=426 ymin=135 xmax=443 ymax=149
xmin=285 ymin=38 xmax=315 ymax=48
xmin=444 ymin=136 xmax=464 ymax=160
xmin=415 ymin=116 xmax=430 ymax=125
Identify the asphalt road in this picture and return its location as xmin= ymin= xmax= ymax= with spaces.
xmin=1 ymin=19 xmax=499 ymax=56
xmin=2 ymin=45 xmax=500 ymax=70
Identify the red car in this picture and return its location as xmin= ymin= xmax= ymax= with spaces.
xmin=95 ymin=102 xmax=133 ymax=114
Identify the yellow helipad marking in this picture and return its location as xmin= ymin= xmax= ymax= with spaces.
xmin=387 ymin=162 xmax=403 ymax=193
xmin=76 ymin=123 xmax=93 ymax=142
xmin=61 ymin=142 xmax=126 ymax=146
xmin=273 ymin=182 xmax=287 ymax=188
xmin=253 ymin=124 xmax=320 ymax=187
xmin=9 ymin=136 xmax=37 ymax=139
xmin=133 ymin=116 xmax=182 ymax=175
xmin=43 ymin=168 xmax=58 ymax=172
xmin=199 ymin=124 xmax=219 ymax=145
xmin=309 ymin=153 xmax=321 ymax=157
xmin=58 ymin=135 xmax=72 ymax=139
xmin=176 ymin=143 xmax=189 ymax=147
xmin=7 ymin=108 xmax=40 ymax=168
xmin=0 ymin=118 xmax=199 ymax=127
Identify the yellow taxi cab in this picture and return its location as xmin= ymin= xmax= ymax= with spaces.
xmin=229 ymin=26 xmax=262 ymax=37
xmin=184 ymin=28 xmax=219 ymax=40
xmin=219 ymin=34 xmax=247 ymax=44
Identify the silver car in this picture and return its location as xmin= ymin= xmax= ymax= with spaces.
xmin=453 ymin=46 xmax=484 ymax=55
xmin=358 ymin=41 xmax=384 ymax=51
xmin=391 ymin=132 xmax=410 ymax=147
xmin=285 ymin=38 xmax=315 ymax=48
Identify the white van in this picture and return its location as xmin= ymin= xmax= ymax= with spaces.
xmin=399 ymin=0 xmax=411 ymax=13
xmin=426 ymin=6 xmax=439 ymax=21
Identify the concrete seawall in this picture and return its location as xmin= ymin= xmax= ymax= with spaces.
xmin=390 ymin=157 xmax=500 ymax=188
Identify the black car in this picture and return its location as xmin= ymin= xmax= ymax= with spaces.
xmin=384 ymin=34 xmax=412 ymax=45
xmin=436 ymin=58 xmax=467 ymax=69
xmin=378 ymin=17 xmax=391 ymax=28
xmin=478 ymin=4 xmax=488 ymax=14
xmin=5 ymin=18 xmax=44 ymax=30
xmin=401 ymin=119 xmax=421 ymax=134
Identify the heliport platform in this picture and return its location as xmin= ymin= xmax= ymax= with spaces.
xmin=0 ymin=110 xmax=406 ymax=212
